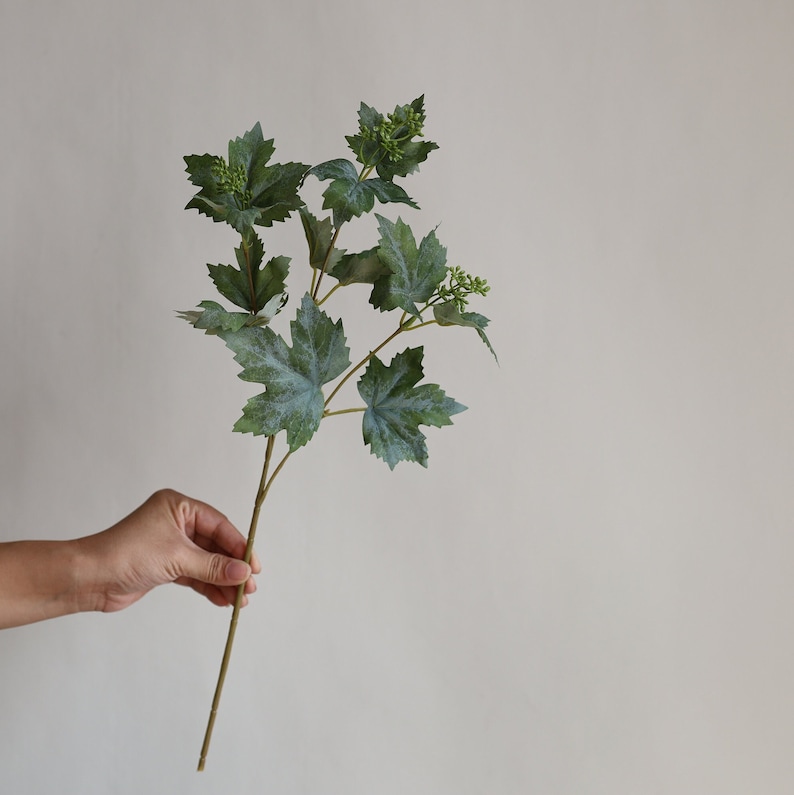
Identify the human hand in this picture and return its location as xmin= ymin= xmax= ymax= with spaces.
xmin=77 ymin=489 xmax=261 ymax=614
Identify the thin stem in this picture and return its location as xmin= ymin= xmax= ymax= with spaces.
xmin=242 ymin=237 xmax=257 ymax=314
xmin=316 ymin=282 xmax=343 ymax=307
xmin=197 ymin=435 xmax=276 ymax=772
xmin=311 ymin=225 xmax=342 ymax=302
xmin=323 ymin=313 xmax=440 ymax=412
xmin=323 ymin=407 xmax=366 ymax=417
xmin=261 ymin=449 xmax=292 ymax=503
xmin=243 ymin=434 xmax=276 ymax=562
xmin=404 ymin=319 xmax=438 ymax=331
xmin=324 ymin=324 xmax=405 ymax=409
xmin=310 ymin=256 xmax=318 ymax=297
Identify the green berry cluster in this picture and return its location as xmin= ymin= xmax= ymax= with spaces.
xmin=211 ymin=158 xmax=252 ymax=206
xmin=436 ymin=266 xmax=491 ymax=312
xmin=358 ymin=105 xmax=425 ymax=162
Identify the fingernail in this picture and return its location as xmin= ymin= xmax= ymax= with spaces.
xmin=226 ymin=560 xmax=250 ymax=582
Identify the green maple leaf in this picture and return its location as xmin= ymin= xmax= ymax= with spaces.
xmin=307 ymin=159 xmax=418 ymax=227
xmin=370 ymin=215 xmax=448 ymax=317
xmin=357 ymin=346 xmax=466 ymax=469
xmin=184 ymin=123 xmax=308 ymax=234
xmin=373 ymin=139 xmax=439 ymax=180
xmin=219 ymin=294 xmax=350 ymax=451
xmin=433 ymin=301 xmax=498 ymax=361
xmin=210 ymin=234 xmax=289 ymax=313
xmin=208 ymin=233 xmax=289 ymax=313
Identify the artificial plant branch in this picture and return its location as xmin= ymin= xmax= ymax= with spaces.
xmin=180 ymin=96 xmax=494 ymax=770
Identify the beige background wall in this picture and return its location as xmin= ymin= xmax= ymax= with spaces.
xmin=1 ymin=1 xmax=793 ymax=793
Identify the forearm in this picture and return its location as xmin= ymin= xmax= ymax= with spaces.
xmin=0 ymin=538 xmax=100 ymax=629
xmin=0 ymin=491 xmax=257 ymax=629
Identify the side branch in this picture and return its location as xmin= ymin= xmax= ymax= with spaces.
xmin=324 ymin=325 xmax=404 ymax=408
xmin=324 ymin=407 xmax=366 ymax=417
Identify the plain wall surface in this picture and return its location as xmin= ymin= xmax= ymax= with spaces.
xmin=1 ymin=1 xmax=793 ymax=793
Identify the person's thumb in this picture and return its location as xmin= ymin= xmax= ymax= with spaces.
xmin=181 ymin=549 xmax=251 ymax=586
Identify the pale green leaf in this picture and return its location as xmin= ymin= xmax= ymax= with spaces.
xmin=220 ymin=294 xmax=350 ymax=450
xmin=177 ymin=301 xmax=250 ymax=335
xmin=357 ymin=346 xmax=466 ymax=469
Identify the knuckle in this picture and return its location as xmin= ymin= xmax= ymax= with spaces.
xmin=206 ymin=553 xmax=226 ymax=583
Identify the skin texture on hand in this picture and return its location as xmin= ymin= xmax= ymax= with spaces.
xmin=0 ymin=489 xmax=261 ymax=629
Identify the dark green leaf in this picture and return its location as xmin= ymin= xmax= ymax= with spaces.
xmin=228 ymin=123 xmax=275 ymax=175
xmin=219 ymin=294 xmax=350 ymax=450
xmin=308 ymin=159 xmax=418 ymax=227
xmin=185 ymin=125 xmax=307 ymax=234
xmin=357 ymin=346 xmax=466 ymax=469
xmin=207 ymin=262 xmax=251 ymax=310
xmin=365 ymin=179 xmax=418 ymax=209
xmin=308 ymin=159 xmax=358 ymax=182
xmin=228 ymin=124 xmax=308 ymax=226
xmin=184 ymin=153 xmax=251 ymax=231
xmin=370 ymin=215 xmax=448 ymax=317
xmin=358 ymin=101 xmax=383 ymax=131
xmin=208 ymin=234 xmax=289 ymax=313
xmin=195 ymin=200 xmax=262 ymax=235
xmin=433 ymin=302 xmax=498 ymax=361
xmin=345 ymin=104 xmax=382 ymax=167
xmin=374 ymin=139 xmax=439 ymax=180
xmin=249 ymin=161 xmax=309 ymax=227
xmin=345 ymin=132 xmax=379 ymax=170
xmin=253 ymin=255 xmax=290 ymax=311
xmin=329 ymin=247 xmax=391 ymax=285
xmin=328 ymin=183 xmax=367 ymax=226
xmin=319 ymin=173 xmax=374 ymax=227
xmin=299 ymin=207 xmax=345 ymax=273
xmin=184 ymin=152 xmax=218 ymax=189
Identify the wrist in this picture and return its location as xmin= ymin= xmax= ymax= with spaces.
xmin=67 ymin=536 xmax=107 ymax=615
